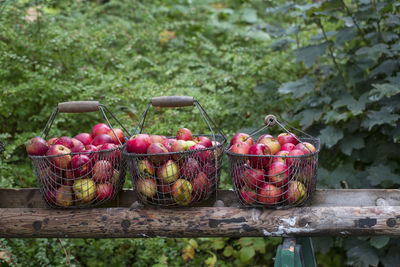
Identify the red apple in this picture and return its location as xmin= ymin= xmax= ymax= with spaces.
xmin=92 ymin=160 xmax=113 ymax=183
xmin=268 ymin=161 xmax=289 ymax=187
xmin=46 ymin=145 xmax=72 ymax=169
xmin=54 ymin=136 xmax=74 ymax=149
xmin=287 ymin=149 xmax=305 ymax=166
xmin=157 ymin=179 xmax=172 ymax=194
xmin=137 ymin=158 xmax=154 ymax=177
xmin=176 ymin=128 xmax=193 ymax=141
xmin=137 ymin=178 xmax=157 ymax=198
xmin=244 ymin=168 xmax=265 ymax=189
xmin=295 ymin=142 xmax=316 ymax=155
xmin=162 ymin=139 xmax=175 ymax=152
xmin=91 ymin=123 xmax=111 ymax=138
xmin=81 ymin=144 xmax=98 ymax=162
xmin=96 ymin=183 xmax=115 ymax=201
xmin=231 ymin=163 xmax=247 ymax=188
xmin=149 ymin=135 xmax=165 ymax=144
xmin=191 ymin=172 xmax=208 ymax=201
xmin=257 ymin=183 xmax=282 ymax=205
xmin=229 ymin=142 xmax=251 ymax=155
xmin=26 ymin=137 xmax=49 ymax=156
xmin=240 ymin=187 xmax=257 ymax=204
xmin=170 ymin=140 xmax=186 ymax=160
xmin=194 ymin=136 xmax=212 ymax=148
xmin=281 ymin=143 xmax=296 ymax=152
xmin=47 ymin=137 xmax=58 ymax=146
xmin=230 ymin=133 xmax=253 ymax=147
xmin=63 ymin=170 xmax=76 ymax=186
xmin=189 ymin=144 xmax=211 ymax=164
xmin=43 ymin=188 xmax=57 ymax=206
xmin=71 ymin=144 xmax=85 ymax=153
xmin=285 ymin=181 xmax=307 ymax=204
xmin=98 ymin=143 xmax=121 ymax=164
xmin=277 ymin=132 xmax=299 ymax=146
xmin=91 ymin=134 xmax=115 ymax=147
xmin=71 ymin=154 xmax=92 ymax=177
xmin=147 ymin=143 xmax=169 ymax=165
xmin=272 ymin=150 xmax=290 ymax=163
xmin=257 ymin=134 xmax=274 ymax=144
xmin=180 ymin=158 xmax=200 ymax=180
xmin=106 ymin=128 xmax=125 ymax=145
xmin=74 ymin=133 xmax=93 ymax=146
xmin=56 ymin=185 xmax=74 ymax=207
xmin=126 ymin=134 xmax=151 ymax=154
xmin=248 ymin=144 xmax=272 ymax=169
xmin=259 ymin=138 xmax=281 ymax=154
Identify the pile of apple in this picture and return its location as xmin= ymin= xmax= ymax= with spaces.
xmin=126 ymin=127 xmax=222 ymax=206
xmin=26 ymin=123 xmax=125 ymax=207
xmin=229 ymin=132 xmax=317 ymax=207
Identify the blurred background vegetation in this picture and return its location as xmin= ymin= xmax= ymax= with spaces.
xmin=0 ymin=0 xmax=399 ymax=266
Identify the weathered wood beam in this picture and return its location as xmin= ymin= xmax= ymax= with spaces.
xmin=0 ymin=206 xmax=399 ymax=238
xmin=1 ymin=188 xmax=400 ymax=208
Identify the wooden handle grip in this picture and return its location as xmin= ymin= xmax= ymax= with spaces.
xmin=58 ymin=101 xmax=100 ymax=113
xmin=151 ymin=96 xmax=194 ymax=107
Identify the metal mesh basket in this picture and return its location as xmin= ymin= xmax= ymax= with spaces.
xmin=226 ymin=115 xmax=320 ymax=209
xmin=123 ymin=96 xmax=226 ymax=206
xmin=28 ymin=101 xmax=130 ymax=208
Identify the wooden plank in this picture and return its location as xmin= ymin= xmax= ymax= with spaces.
xmin=0 ymin=188 xmax=400 ymax=208
xmin=0 ymin=206 xmax=399 ymax=238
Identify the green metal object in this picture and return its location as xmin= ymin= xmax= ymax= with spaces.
xmin=274 ymin=237 xmax=316 ymax=267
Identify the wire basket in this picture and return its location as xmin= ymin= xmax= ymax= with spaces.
xmin=226 ymin=115 xmax=320 ymax=209
xmin=28 ymin=101 xmax=130 ymax=208
xmin=123 ymin=96 xmax=226 ymax=206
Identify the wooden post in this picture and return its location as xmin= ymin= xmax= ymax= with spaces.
xmin=0 ymin=189 xmax=399 ymax=238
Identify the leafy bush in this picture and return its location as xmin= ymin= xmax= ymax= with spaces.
xmin=269 ymin=0 xmax=400 ymax=265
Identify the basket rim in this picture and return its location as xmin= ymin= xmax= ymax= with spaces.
xmin=123 ymin=134 xmax=226 ymax=157
xmin=28 ymin=145 xmax=123 ymax=159
xmin=225 ymin=136 xmax=320 ymax=158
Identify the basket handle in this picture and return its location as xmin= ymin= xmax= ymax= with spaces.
xmin=151 ymin=96 xmax=194 ymax=108
xmin=57 ymin=101 xmax=100 ymax=113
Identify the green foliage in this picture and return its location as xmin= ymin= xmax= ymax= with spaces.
xmin=269 ymin=0 xmax=400 ymax=265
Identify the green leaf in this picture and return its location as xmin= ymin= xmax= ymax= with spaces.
xmin=239 ymin=246 xmax=255 ymax=262
xmin=369 ymin=60 xmax=398 ymax=77
xmin=278 ymin=76 xmax=315 ymax=98
xmin=370 ymin=236 xmax=389 ymax=249
xmin=211 ymin=239 xmax=226 ymax=250
xmin=361 ymin=107 xmax=400 ymax=130
xmin=296 ymin=109 xmax=324 ymax=128
xmin=237 ymin=238 xmax=253 ymax=247
xmin=328 ymin=164 xmax=357 ymax=189
xmin=252 ymin=238 xmax=266 ymax=253
xmin=339 ymin=134 xmax=365 ymax=156
xmin=312 ymin=237 xmax=334 ymax=254
xmin=295 ymin=42 xmax=329 ymax=68
xmin=223 ymin=246 xmax=234 ymax=258
xmin=355 ymin=43 xmax=392 ymax=61
xmin=265 ymin=3 xmax=294 ymax=14
xmin=366 ymin=164 xmax=400 ymax=186
xmin=369 ymin=83 xmax=400 ymax=102
xmin=319 ymin=126 xmax=344 ymax=148
xmin=205 ymin=252 xmax=217 ymax=267
xmin=346 ymin=240 xmax=379 ymax=267
xmin=332 ymin=92 xmax=368 ymax=116
xmin=336 ymin=26 xmax=357 ymax=46
xmin=189 ymin=239 xmax=198 ymax=250
xmin=269 ymin=38 xmax=295 ymax=51
xmin=241 ymin=8 xmax=257 ymax=24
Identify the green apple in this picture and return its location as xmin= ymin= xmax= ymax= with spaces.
xmin=172 ymin=179 xmax=192 ymax=205
xmin=157 ymin=160 xmax=179 ymax=183
xmin=183 ymin=141 xmax=196 ymax=150
xmin=73 ymin=178 xmax=96 ymax=203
